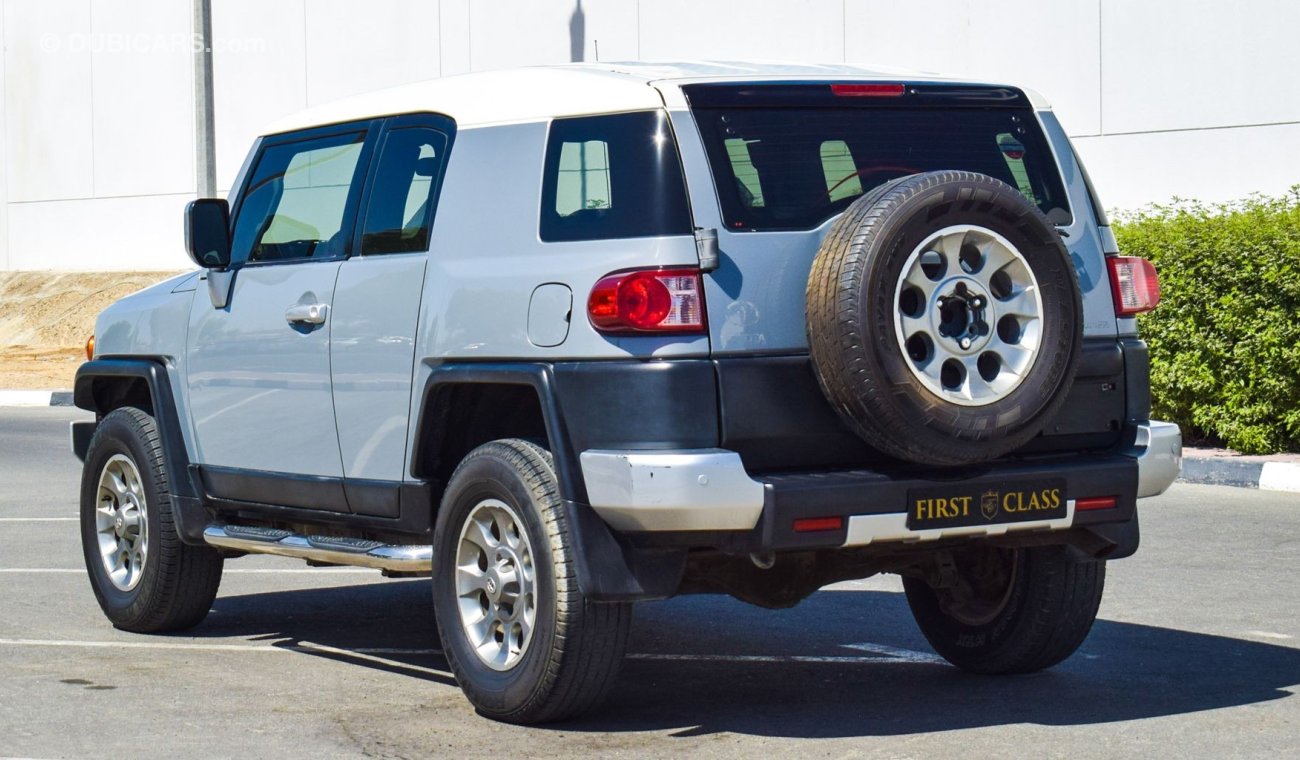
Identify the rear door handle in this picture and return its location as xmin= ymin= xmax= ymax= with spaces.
xmin=285 ymin=303 xmax=329 ymax=325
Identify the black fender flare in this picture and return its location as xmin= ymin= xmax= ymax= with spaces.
xmin=412 ymin=362 xmax=686 ymax=601
xmin=73 ymin=358 xmax=209 ymax=544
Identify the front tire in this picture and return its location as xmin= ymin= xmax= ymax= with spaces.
xmin=903 ymin=545 xmax=1104 ymax=674
xmin=432 ymin=439 xmax=632 ymax=724
xmin=80 ymin=407 xmax=224 ymax=632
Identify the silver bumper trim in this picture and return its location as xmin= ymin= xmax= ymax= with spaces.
xmin=1133 ymin=420 xmax=1182 ymax=498
xmin=579 ymin=449 xmax=765 ymax=532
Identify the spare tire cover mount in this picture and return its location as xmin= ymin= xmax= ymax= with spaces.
xmin=894 ymin=223 xmax=1045 ymax=407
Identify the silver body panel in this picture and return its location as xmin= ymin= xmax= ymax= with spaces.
xmin=331 ymin=253 xmax=426 ymax=482
xmin=184 ymin=260 xmax=345 ymax=477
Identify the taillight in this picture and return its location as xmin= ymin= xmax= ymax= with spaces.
xmin=831 ymin=83 xmax=905 ymax=97
xmin=793 ymin=516 xmax=844 ymax=533
xmin=1107 ymin=256 xmax=1160 ymax=316
xmin=1075 ymin=496 xmax=1117 ymax=511
xmin=588 ymin=268 xmax=705 ymax=334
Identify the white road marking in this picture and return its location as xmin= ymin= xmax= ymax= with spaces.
xmin=626 ymin=652 xmax=942 ymax=665
xmin=1247 ymin=630 xmax=1294 ymax=640
xmin=0 ymin=518 xmax=78 ymax=522
xmin=0 ymin=637 xmax=942 ymax=666
xmin=0 ymin=638 xmax=434 ymax=656
xmin=841 ymin=642 xmax=945 ymax=664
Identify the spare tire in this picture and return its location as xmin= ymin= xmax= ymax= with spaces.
xmin=806 ymin=171 xmax=1082 ymax=466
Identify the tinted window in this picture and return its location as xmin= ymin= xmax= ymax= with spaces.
xmin=359 ymin=127 xmax=449 ymax=255
xmin=231 ymin=132 xmax=366 ymax=264
xmin=695 ymin=105 xmax=1070 ymax=231
xmin=540 ymin=111 xmax=692 ymax=242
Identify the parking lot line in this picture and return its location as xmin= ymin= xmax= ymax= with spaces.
xmin=0 ymin=517 xmax=77 ymax=522
xmin=0 ymin=637 xmax=940 ymax=665
xmin=842 ymin=642 xmax=946 ymax=663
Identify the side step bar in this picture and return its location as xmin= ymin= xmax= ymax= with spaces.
xmin=203 ymin=525 xmax=431 ymax=573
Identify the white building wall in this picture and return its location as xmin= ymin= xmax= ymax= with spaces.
xmin=0 ymin=0 xmax=1296 ymax=270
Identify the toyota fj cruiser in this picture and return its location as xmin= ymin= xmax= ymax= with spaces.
xmin=71 ymin=63 xmax=1181 ymax=723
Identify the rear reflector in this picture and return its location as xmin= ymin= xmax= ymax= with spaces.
xmin=588 ymin=267 xmax=705 ymax=334
xmin=830 ymin=83 xmax=905 ymax=98
xmin=1107 ymin=256 xmax=1161 ymax=316
xmin=793 ymin=516 xmax=844 ymax=533
xmin=1075 ymin=496 xmax=1117 ymax=511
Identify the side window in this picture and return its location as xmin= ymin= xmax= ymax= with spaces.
xmin=230 ymin=131 xmax=366 ymax=265
xmin=540 ymin=111 xmax=693 ymax=242
xmin=358 ymin=127 xmax=449 ymax=255
xmin=820 ymin=140 xmax=862 ymax=202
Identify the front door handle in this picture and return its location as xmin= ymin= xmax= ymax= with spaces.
xmin=285 ymin=303 xmax=329 ymax=325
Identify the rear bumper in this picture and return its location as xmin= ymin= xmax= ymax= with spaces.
xmin=1133 ymin=420 xmax=1181 ymax=497
xmin=580 ymin=421 xmax=1181 ymax=551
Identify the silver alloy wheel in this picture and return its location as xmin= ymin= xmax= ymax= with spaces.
xmin=94 ymin=453 xmax=149 ymax=592
xmin=893 ymin=224 xmax=1044 ymax=406
xmin=455 ymin=498 xmax=537 ymax=671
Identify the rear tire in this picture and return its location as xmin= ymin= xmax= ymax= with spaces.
xmin=432 ymin=439 xmax=632 ymax=724
xmin=80 ymin=407 xmax=224 ymax=632
xmin=903 ymin=545 xmax=1104 ymax=674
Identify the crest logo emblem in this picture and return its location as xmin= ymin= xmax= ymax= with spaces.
xmin=981 ymin=490 xmax=1000 ymax=520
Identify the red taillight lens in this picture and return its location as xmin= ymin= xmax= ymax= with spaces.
xmin=1107 ymin=256 xmax=1161 ymax=316
xmin=793 ymin=516 xmax=844 ymax=533
xmin=1075 ymin=496 xmax=1117 ymax=511
xmin=588 ymin=268 xmax=705 ymax=334
xmin=831 ymin=83 xmax=905 ymax=97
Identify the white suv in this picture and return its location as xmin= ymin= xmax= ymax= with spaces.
xmin=71 ymin=62 xmax=1180 ymax=723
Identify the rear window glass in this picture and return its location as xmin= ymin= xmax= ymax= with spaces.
xmin=540 ymin=111 xmax=693 ymax=242
xmin=695 ymin=104 xmax=1070 ymax=231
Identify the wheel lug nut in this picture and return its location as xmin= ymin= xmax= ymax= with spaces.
xmin=960 ymin=338 xmax=972 ymax=349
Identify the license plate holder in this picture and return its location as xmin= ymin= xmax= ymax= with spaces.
xmin=905 ymin=479 xmax=1067 ymax=530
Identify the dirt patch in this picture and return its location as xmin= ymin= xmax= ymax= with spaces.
xmin=0 ymin=271 xmax=186 ymax=389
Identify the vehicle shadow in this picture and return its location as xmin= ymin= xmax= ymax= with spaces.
xmin=198 ymin=580 xmax=1300 ymax=738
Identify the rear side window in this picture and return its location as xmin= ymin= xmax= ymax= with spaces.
xmin=540 ymin=111 xmax=693 ymax=242
xmin=691 ymin=90 xmax=1070 ymax=231
xmin=358 ymin=127 xmax=449 ymax=255
xmin=231 ymin=132 xmax=366 ymax=264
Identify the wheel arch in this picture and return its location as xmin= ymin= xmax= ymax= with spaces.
xmin=74 ymin=358 xmax=208 ymax=543
xmin=411 ymin=363 xmax=585 ymax=504
xmin=411 ymin=362 xmax=685 ymax=601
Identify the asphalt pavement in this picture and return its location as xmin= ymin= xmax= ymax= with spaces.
xmin=1 ymin=406 xmax=1298 ymax=758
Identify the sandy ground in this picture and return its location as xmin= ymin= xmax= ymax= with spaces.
xmin=0 ymin=271 xmax=186 ymax=389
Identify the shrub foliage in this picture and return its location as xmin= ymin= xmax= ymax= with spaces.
xmin=1113 ymin=188 xmax=1300 ymax=453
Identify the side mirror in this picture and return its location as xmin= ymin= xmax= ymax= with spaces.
xmin=184 ymin=198 xmax=231 ymax=270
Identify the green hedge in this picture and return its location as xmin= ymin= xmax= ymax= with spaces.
xmin=1113 ymin=188 xmax=1300 ymax=453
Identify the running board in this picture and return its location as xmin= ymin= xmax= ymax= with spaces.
xmin=203 ymin=525 xmax=431 ymax=572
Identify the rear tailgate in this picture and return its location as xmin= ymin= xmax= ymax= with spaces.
xmin=660 ymin=81 xmax=1118 ymax=355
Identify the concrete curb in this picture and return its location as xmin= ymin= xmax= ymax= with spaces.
xmin=1179 ymin=456 xmax=1300 ymax=493
xmin=0 ymin=390 xmax=74 ymax=407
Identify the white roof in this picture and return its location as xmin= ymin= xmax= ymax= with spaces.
xmin=262 ymin=61 xmax=1044 ymax=136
